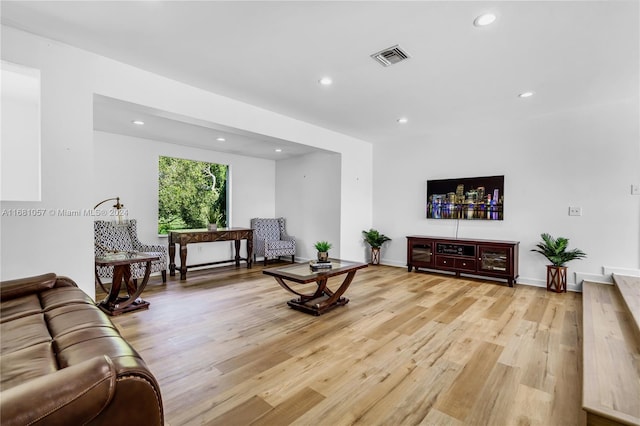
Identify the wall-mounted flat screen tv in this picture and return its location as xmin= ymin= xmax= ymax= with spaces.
xmin=426 ymin=175 xmax=504 ymax=220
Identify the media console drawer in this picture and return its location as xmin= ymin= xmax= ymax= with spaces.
xmin=436 ymin=256 xmax=454 ymax=268
xmin=407 ymin=236 xmax=519 ymax=287
xmin=436 ymin=255 xmax=476 ymax=271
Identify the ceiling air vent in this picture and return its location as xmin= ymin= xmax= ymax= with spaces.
xmin=370 ymin=45 xmax=410 ymax=67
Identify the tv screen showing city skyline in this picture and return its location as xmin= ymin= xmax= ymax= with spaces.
xmin=426 ymin=175 xmax=504 ymax=220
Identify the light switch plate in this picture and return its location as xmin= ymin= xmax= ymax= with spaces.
xmin=632 ymin=184 xmax=640 ymax=195
xmin=568 ymin=206 xmax=582 ymax=216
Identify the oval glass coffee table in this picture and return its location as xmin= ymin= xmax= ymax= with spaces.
xmin=263 ymin=259 xmax=368 ymax=315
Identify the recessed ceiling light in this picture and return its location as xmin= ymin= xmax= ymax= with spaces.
xmin=216 ymin=137 xmax=226 ymax=142
xmin=397 ymin=117 xmax=408 ymax=124
xmin=132 ymin=120 xmax=145 ymax=125
xmin=275 ymin=148 xmax=282 ymax=153
xmin=319 ymin=77 xmax=333 ymax=86
xmin=474 ymin=13 xmax=497 ymax=27
xmin=518 ymin=91 xmax=535 ymax=98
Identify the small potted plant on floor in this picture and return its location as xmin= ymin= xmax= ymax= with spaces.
xmin=362 ymin=229 xmax=391 ymax=265
xmin=314 ymin=241 xmax=332 ymax=262
xmin=531 ymin=233 xmax=586 ymax=292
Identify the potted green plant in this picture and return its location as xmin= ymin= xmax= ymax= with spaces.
xmin=531 ymin=233 xmax=586 ymax=292
xmin=207 ymin=209 xmax=222 ymax=231
xmin=362 ymin=229 xmax=391 ymax=265
xmin=314 ymin=241 xmax=332 ymax=262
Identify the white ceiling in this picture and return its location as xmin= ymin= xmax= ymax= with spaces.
xmin=92 ymin=95 xmax=322 ymax=160
xmin=1 ymin=1 xmax=637 ymax=159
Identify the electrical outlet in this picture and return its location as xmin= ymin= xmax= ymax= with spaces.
xmin=632 ymin=184 xmax=640 ymax=195
xmin=568 ymin=206 xmax=582 ymax=216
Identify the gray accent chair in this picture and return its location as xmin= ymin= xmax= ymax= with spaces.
xmin=251 ymin=217 xmax=296 ymax=265
xmin=94 ymin=219 xmax=167 ymax=288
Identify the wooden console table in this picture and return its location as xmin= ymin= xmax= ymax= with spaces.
xmin=407 ymin=235 xmax=519 ymax=286
xmin=168 ymin=228 xmax=253 ymax=280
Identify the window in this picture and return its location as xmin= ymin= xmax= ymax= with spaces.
xmin=158 ymin=156 xmax=228 ymax=234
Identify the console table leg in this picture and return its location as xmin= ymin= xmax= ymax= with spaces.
xmin=234 ymin=239 xmax=241 ymax=266
xmin=168 ymin=243 xmax=176 ymax=277
xmin=179 ymin=244 xmax=187 ymax=280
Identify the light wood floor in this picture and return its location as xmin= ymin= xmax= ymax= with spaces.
xmin=104 ymin=263 xmax=586 ymax=426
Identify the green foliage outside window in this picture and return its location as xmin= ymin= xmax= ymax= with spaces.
xmin=158 ymin=156 xmax=228 ymax=234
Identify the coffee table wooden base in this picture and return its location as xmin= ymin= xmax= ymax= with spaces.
xmin=95 ymin=253 xmax=159 ymax=316
xmin=287 ymin=295 xmax=349 ymax=316
xmin=98 ymin=296 xmax=150 ymax=316
xmin=277 ymin=271 xmax=356 ymax=316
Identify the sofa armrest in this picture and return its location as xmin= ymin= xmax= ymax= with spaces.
xmin=0 ymin=272 xmax=58 ymax=300
xmin=55 ymin=275 xmax=80 ymax=288
xmin=0 ymin=355 xmax=116 ymax=426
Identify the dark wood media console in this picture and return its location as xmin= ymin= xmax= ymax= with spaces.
xmin=407 ymin=235 xmax=519 ymax=286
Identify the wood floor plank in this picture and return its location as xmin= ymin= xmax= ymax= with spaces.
xmin=208 ymin=395 xmax=274 ymax=426
xmin=251 ymin=387 xmax=325 ymax=425
xmin=464 ymin=362 xmax=521 ymax=425
xmin=483 ymin=294 xmax=513 ymax=320
xmin=524 ymin=295 xmax=550 ymax=323
xmin=434 ymin=341 xmax=504 ymax=420
xmin=435 ymin=296 xmax=477 ymax=324
xmin=348 ymin=360 xmax=462 ymax=426
xmin=102 ymin=263 xmax=585 ymax=426
xmin=365 ymin=305 xmax=426 ymax=339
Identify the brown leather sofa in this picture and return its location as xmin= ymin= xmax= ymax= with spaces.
xmin=0 ymin=273 xmax=163 ymax=425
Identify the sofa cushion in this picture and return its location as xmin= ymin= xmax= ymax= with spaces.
xmin=0 ymin=342 xmax=57 ymax=390
xmin=0 ymin=294 xmax=42 ymax=323
xmin=40 ymin=286 xmax=95 ymax=311
xmin=57 ymin=333 xmax=142 ymax=371
xmin=0 ymin=314 xmax=51 ymax=353
xmin=46 ymin=304 xmax=116 ymax=339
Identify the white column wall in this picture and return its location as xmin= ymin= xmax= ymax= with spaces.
xmin=276 ymin=152 xmax=342 ymax=261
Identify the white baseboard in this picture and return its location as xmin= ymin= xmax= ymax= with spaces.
xmin=603 ymin=266 xmax=640 ymax=277
xmin=381 ymin=259 xmax=406 ymax=268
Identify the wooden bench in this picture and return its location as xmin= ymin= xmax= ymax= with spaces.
xmin=582 ymin=274 xmax=640 ymax=426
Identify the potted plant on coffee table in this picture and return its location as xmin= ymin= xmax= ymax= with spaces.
xmin=314 ymin=241 xmax=332 ymax=262
xmin=362 ymin=229 xmax=391 ymax=265
xmin=531 ymin=233 xmax=586 ymax=293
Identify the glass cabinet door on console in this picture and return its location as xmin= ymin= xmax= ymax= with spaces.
xmin=478 ymin=245 xmax=511 ymax=275
xmin=413 ymin=243 xmax=434 ymax=265
xmin=407 ymin=238 xmax=434 ymax=271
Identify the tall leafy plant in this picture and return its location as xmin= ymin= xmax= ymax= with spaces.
xmin=531 ymin=233 xmax=586 ymax=267
xmin=362 ymin=229 xmax=391 ymax=249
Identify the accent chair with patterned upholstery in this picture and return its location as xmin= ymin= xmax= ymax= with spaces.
xmin=251 ymin=217 xmax=296 ymax=265
xmin=94 ymin=219 xmax=167 ymax=287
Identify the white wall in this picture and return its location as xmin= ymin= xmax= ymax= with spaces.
xmin=0 ymin=28 xmax=95 ymax=292
xmin=276 ymin=151 xmax=341 ymax=261
xmin=0 ymin=26 xmax=373 ymax=298
xmin=93 ymin=131 xmax=275 ymax=266
xmin=373 ymin=98 xmax=640 ymax=290
xmin=1 ymin=62 xmax=41 ymax=201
